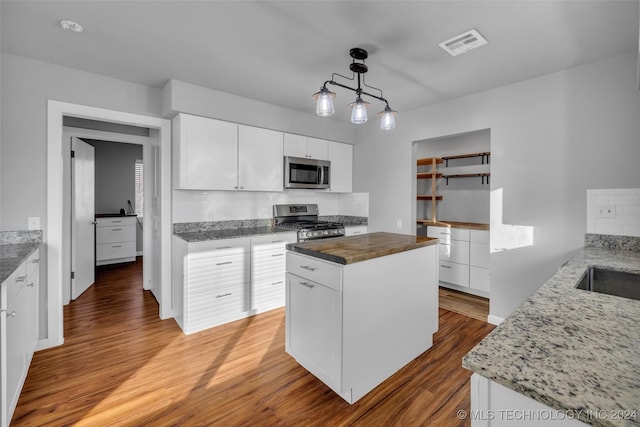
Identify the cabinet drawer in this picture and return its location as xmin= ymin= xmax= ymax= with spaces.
xmin=96 ymin=241 xmax=136 ymax=261
xmin=470 ymin=242 xmax=490 ymax=268
xmin=187 ymin=252 xmax=249 ymax=293
xmin=188 ymin=238 xmax=250 ymax=257
xmin=252 ymin=247 xmax=287 ymax=283
xmin=25 ymin=249 xmax=40 ymax=278
xmin=470 ymin=266 xmax=490 ymax=293
xmin=251 ymin=233 xmax=297 ymax=252
xmin=345 ymin=226 xmax=368 ymax=236
xmin=439 ymin=261 xmax=469 ymax=287
xmin=252 ymin=279 xmax=285 ymax=312
xmin=427 ymin=226 xmax=470 ymax=243
xmin=5 ymin=263 xmax=27 ymax=308
xmin=97 ymin=225 xmax=135 ymax=244
xmin=185 ymin=284 xmax=247 ymax=334
xmin=286 ymin=252 xmax=342 ymax=291
xmin=97 ymin=217 xmax=136 ymax=227
xmin=438 ymin=240 xmax=469 ymax=265
xmin=470 ymin=230 xmax=489 ymax=244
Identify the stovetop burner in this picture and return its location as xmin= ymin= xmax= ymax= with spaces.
xmin=273 ymin=204 xmax=345 ymax=241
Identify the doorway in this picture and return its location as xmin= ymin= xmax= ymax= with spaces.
xmin=46 ymin=101 xmax=171 ymax=349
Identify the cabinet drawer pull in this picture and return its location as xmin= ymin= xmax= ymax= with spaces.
xmin=299 ymin=281 xmax=315 ymax=289
xmin=271 ymin=240 xmax=284 ymax=243
xmin=216 ymin=292 xmax=232 ymax=298
xmin=111 ymin=228 xmax=122 ymax=231
xmin=27 ymin=282 xmax=35 ymax=288
xmin=439 ymin=232 xmax=451 ymax=235
xmin=271 ymin=281 xmax=283 ymax=286
xmin=440 ymin=264 xmax=452 ymax=269
xmin=216 ymin=261 xmax=233 ymax=266
xmin=15 ymin=276 xmax=27 ymax=282
xmin=112 ymin=220 xmax=122 ymax=223
xmin=216 ymin=246 xmax=232 ymax=250
xmin=271 ymin=253 xmax=284 ymax=257
xmin=300 ymin=265 xmax=317 ymax=272
xmin=112 ymin=245 xmax=122 ymax=248
xmin=32 ymin=259 xmax=40 ymax=263
xmin=352 ymin=231 xmax=361 ymax=235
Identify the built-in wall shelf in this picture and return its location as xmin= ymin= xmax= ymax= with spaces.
xmin=442 ymin=151 xmax=490 ymax=166
xmin=442 ymin=172 xmax=490 ymax=185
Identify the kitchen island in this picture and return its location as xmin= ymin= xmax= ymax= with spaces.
xmin=285 ymin=232 xmax=439 ymax=404
xmin=463 ymin=235 xmax=640 ymax=426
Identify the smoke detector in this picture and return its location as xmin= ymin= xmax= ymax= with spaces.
xmin=439 ymin=29 xmax=487 ymax=57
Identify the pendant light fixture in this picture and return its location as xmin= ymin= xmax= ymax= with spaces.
xmin=312 ymin=47 xmax=397 ymax=130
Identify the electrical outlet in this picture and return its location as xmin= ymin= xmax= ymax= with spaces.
xmin=596 ymin=205 xmax=616 ymax=218
xmin=396 ymin=219 xmax=402 ymax=229
xmin=28 ymin=217 xmax=40 ymax=230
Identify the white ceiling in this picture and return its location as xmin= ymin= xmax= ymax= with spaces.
xmin=1 ymin=1 xmax=638 ymax=119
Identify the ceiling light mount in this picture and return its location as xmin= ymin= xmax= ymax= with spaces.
xmin=313 ymin=47 xmax=397 ymax=130
xmin=60 ymin=20 xmax=84 ymax=33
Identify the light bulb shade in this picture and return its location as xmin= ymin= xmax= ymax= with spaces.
xmin=349 ymin=97 xmax=369 ymax=124
xmin=378 ymin=106 xmax=398 ymax=130
xmin=312 ymin=87 xmax=336 ymax=117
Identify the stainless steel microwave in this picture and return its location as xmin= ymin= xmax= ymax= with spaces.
xmin=284 ymin=156 xmax=330 ymax=189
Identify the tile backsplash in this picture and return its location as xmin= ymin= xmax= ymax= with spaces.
xmin=172 ymin=190 xmax=369 ymax=223
xmin=587 ymin=188 xmax=640 ymax=237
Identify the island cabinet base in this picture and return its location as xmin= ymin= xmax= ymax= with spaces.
xmin=471 ymin=374 xmax=587 ymax=426
xmin=285 ymin=244 xmax=439 ymax=404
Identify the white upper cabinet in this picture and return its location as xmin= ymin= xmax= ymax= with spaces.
xmin=238 ymin=125 xmax=283 ymax=192
xmin=173 ymin=113 xmax=238 ymax=190
xmin=173 ymin=113 xmax=284 ymax=192
xmin=284 ymin=133 xmax=329 ymax=160
xmin=327 ymin=141 xmax=353 ymax=193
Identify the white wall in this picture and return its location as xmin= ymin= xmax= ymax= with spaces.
xmin=1 ymin=53 xmax=163 ymax=230
xmin=355 ymin=52 xmax=640 ymax=321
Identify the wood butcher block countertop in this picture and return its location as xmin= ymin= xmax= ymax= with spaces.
xmin=286 ymin=232 xmax=437 ymax=265
xmin=417 ymin=220 xmax=490 ymax=231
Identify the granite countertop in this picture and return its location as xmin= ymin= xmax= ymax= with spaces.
xmin=463 ymin=246 xmax=640 ymax=426
xmin=419 ymin=220 xmax=490 ymax=231
xmin=175 ymin=226 xmax=295 ymax=243
xmin=286 ymin=232 xmax=437 ymax=265
xmin=0 ymin=243 xmax=40 ymax=283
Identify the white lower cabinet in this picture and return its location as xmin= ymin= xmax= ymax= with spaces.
xmin=96 ymin=217 xmax=137 ymax=266
xmin=1 ymin=247 xmax=40 ymax=427
xmin=172 ymin=232 xmax=297 ymax=334
xmin=344 ymin=226 xmax=367 ymax=236
xmin=428 ymin=226 xmax=490 ymax=295
xmin=250 ymin=233 xmax=297 ymax=314
xmin=471 ymin=374 xmax=586 ymax=426
xmin=286 ymin=246 xmax=439 ymax=404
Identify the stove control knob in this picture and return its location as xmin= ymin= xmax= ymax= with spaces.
xmin=323 ymin=230 xmax=329 ymax=236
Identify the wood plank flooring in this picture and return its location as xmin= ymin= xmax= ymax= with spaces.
xmin=438 ymin=287 xmax=490 ymax=322
xmin=12 ymin=258 xmax=494 ymax=426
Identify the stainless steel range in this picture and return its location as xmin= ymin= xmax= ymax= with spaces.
xmin=273 ymin=204 xmax=345 ymax=242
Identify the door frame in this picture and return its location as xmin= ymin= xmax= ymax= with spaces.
xmin=46 ymin=100 xmax=172 ymax=349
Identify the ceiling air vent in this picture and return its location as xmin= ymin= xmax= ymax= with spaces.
xmin=439 ymin=29 xmax=488 ymax=57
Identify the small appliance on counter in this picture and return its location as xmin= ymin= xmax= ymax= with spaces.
xmin=274 ymin=204 xmax=344 ymax=242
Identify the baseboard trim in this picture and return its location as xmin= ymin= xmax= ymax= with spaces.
xmin=487 ymin=314 xmax=504 ymax=325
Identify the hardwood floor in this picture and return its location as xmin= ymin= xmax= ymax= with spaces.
xmin=438 ymin=287 xmax=490 ymax=322
xmin=13 ymin=258 xmax=494 ymax=426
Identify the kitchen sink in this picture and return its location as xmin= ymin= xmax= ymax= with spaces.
xmin=576 ymin=267 xmax=640 ymax=301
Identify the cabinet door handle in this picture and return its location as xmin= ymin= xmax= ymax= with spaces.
xmin=300 ymin=265 xmax=317 ymax=272
xmin=440 ymin=264 xmax=452 ymax=269
xmin=216 ymin=292 xmax=232 ymax=298
xmin=32 ymin=259 xmax=40 ymax=263
xmin=15 ymin=276 xmax=27 ymax=282
xmin=112 ymin=245 xmax=122 ymax=248
xmin=111 ymin=228 xmax=122 ymax=231
xmin=271 ymin=253 xmax=284 ymax=257
xmin=216 ymin=246 xmax=232 ymax=250
xmin=216 ymin=261 xmax=232 ymax=266
xmin=271 ymin=281 xmax=283 ymax=286
xmin=8 ymin=311 xmax=16 ymax=317
xmin=299 ymin=281 xmax=315 ymax=288
xmin=27 ymin=282 xmax=35 ymax=288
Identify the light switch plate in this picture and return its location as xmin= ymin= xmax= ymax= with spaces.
xmin=28 ymin=217 xmax=40 ymax=230
xmin=596 ymin=205 xmax=616 ymax=218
